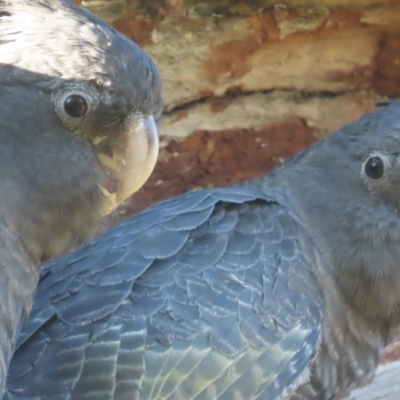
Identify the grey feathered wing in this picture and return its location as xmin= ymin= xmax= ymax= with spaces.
xmin=0 ymin=224 xmax=37 ymax=396
xmin=5 ymin=187 xmax=323 ymax=400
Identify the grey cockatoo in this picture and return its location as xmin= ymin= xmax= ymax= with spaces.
xmin=6 ymin=102 xmax=400 ymax=400
xmin=0 ymin=0 xmax=161 ymax=395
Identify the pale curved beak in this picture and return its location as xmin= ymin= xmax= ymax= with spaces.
xmin=96 ymin=114 xmax=159 ymax=216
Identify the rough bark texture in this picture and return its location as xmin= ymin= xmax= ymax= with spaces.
xmin=78 ymin=0 xmax=400 ymax=216
xmin=79 ymin=0 xmax=400 ymax=398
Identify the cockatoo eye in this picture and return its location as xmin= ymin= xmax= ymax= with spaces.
xmin=364 ymin=156 xmax=384 ymax=179
xmin=64 ymin=94 xmax=88 ymax=117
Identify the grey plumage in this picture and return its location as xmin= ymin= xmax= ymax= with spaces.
xmin=0 ymin=0 xmax=161 ymax=394
xmin=7 ymin=101 xmax=400 ymax=399
xmin=6 ymin=188 xmax=322 ymax=400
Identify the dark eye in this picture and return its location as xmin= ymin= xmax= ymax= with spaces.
xmin=365 ymin=156 xmax=384 ymax=179
xmin=64 ymin=95 xmax=88 ymax=117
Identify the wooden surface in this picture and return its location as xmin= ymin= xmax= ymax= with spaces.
xmin=348 ymin=361 xmax=400 ymax=400
xmin=339 ymin=339 xmax=400 ymax=399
